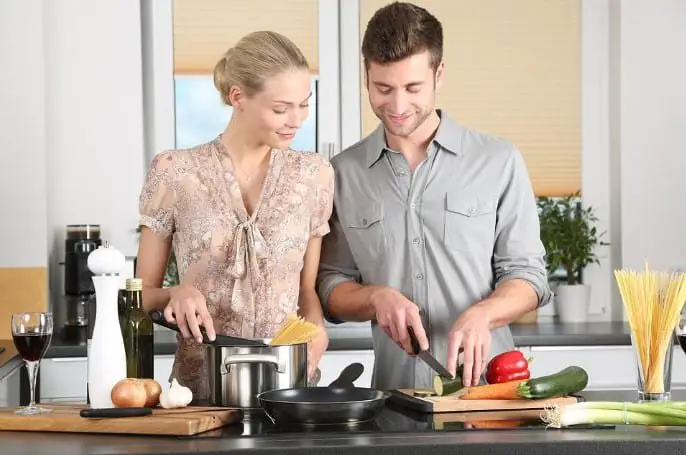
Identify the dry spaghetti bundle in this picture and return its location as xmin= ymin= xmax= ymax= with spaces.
xmin=269 ymin=314 xmax=320 ymax=345
xmin=615 ymin=263 xmax=686 ymax=393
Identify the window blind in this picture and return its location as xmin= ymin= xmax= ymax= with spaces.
xmin=172 ymin=0 xmax=319 ymax=74
xmin=359 ymin=0 xmax=582 ymax=197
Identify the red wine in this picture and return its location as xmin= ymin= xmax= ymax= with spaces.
xmin=13 ymin=333 xmax=51 ymax=362
xmin=678 ymin=335 xmax=686 ymax=355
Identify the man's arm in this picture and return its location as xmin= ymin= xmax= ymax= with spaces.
xmin=316 ymin=204 xmax=373 ymax=322
xmin=316 ymin=204 xmax=429 ymax=352
xmin=447 ymin=146 xmax=552 ymax=384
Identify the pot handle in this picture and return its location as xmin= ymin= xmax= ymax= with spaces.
xmin=221 ymin=353 xmax=285 ymax=374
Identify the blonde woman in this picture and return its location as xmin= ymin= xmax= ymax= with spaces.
xmin=135 ymin=31 xmax=333 ymax=400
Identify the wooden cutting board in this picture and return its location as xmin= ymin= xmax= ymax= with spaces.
xmin=0 ymin=404 xmax=243 ymax=436
xmin=389 ymin=389 xmax=580 ymax=413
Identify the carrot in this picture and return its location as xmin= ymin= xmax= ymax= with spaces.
xmin=458 ymin=380 xmax=526 ymax=400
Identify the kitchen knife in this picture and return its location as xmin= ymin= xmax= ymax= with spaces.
xmin=149 ymin=310 xmax=268 ymax=347
xmin=407 ymin=326 xmax=454 ymax=379
xmin=80 ymin=407 xmax=152 ymax=418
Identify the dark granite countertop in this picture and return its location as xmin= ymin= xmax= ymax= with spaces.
xmin=2 ymin=389 xmax=686 ymax=455
xmin=0 ymin=320 xmax=635 ymax=381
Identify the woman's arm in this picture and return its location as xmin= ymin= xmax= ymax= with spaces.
xmin=136 ymin=226 xmax=173 ymax=312
xmin=298 ymin=236 xmax=326 ymax=328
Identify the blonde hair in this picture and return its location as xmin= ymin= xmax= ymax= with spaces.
xmin=213 ymin=31 xmax=309 ymax=106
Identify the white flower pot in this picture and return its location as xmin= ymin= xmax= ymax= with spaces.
xmin=555 ymin=284 xmax=591 ymax=323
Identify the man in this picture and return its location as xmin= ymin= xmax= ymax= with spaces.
xmin=316 ymin=1 xmax=552 ymax=391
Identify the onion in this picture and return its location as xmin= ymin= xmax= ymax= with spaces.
xmin=111 ymin=378 xmax=162 ymax=408
xmin=111 ymin=378 xmax=147 ymax=408
xmin=142 ymin=379 xmax=162 ymax=407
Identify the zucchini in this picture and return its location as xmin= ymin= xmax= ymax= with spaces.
xmin=433 ymin=375 xmax=463 ymax=396
xmin=517 ymin=366 xmax=589 ymax=399
xmin=413 ymin=389 xmax=437 ymax=398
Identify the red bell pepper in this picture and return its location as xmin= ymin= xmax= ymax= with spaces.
xmin=485 ymin=350 xmax=531 ymax=384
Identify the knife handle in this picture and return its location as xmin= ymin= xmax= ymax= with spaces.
xmin=80 ymin=407 xmax=152 ymax=418
xmin=407 ymin=326 xmax=421 ymax=355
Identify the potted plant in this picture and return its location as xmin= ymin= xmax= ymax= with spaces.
xmin=537 ymin=192 xmax=608 ymax=322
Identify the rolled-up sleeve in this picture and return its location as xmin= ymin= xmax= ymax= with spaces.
xmin=316 ymin=204 xmax=361 ymax=324
xmin=493 ymin=147 xmax=553 ymax=308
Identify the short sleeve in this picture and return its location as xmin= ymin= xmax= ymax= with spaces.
xmin=138 ymin=151 xmax=177 ymax=239
xmin=310 ymin=160 xmax=335 ymax=238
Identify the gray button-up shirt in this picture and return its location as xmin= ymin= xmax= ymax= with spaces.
xmin=317 ymin=111 xmax=552 ymax=391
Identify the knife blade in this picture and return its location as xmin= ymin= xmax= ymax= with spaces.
xmin=407 ymin=326 xmax=454 ymax=378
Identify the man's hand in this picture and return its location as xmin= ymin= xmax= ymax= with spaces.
xmin=446 ymin=304 xmax=492 ymax=387
xmin=372 ymin=287 xmax=429 ymax=354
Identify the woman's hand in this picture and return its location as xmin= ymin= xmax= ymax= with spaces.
xmin=307 ymin=327 xmax=329 ymax=381
xmin=164 ymin=283 xmax=216 ymax=343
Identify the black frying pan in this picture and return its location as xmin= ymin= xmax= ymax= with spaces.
xmin=149 ymin=309 xmax=268 ymax=347
xmin=257 ymin=362 xmax=390 ymax=427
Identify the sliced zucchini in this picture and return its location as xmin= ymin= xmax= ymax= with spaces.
xmin=433 ymin=375 xmax=463 ymax=396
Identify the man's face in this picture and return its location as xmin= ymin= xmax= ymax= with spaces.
xmin=365 ymin=51 xmax=444 ymax=139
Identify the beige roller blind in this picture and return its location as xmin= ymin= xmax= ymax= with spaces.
xmin=359 ymin=0 xmax=581 ymax=197
xmin=172 ymin=0 xmax=319 ymax=74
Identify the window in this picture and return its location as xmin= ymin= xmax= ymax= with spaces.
xmin=169 ymin=0 xmax=331 ymax=153
xmin=355 ymin=0 xmax=582 ymax=197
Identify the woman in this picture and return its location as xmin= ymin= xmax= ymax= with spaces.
xmin=136 ymin=31 xmax=333 ymax=400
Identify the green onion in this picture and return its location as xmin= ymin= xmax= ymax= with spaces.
xmin=543 ymin=401 xmax=686 ymax=428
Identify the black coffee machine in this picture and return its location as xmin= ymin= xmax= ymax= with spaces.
xmin=60 ymin=224 xmax=101 ymax=337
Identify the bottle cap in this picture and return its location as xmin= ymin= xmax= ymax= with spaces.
xmin=125 ymin=278 xmax=143 ymax=291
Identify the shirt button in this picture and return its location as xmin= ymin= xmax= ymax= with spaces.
xmin=362 ymin=218 xmax=368 ymax=226
xmin=416 ymin=273 xmax=424 ymax=280
xmin=412 ymin=237 xmax=421 ymax=245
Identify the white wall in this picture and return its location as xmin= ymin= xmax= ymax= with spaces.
xmin=0 ymin=0 xmax=147 ymax=306
xmin=0 ymin=0 xmax=48 ymax=268
xmin=43 ymin=0 xmax=146 ymax=304
xmin=618 ymin=0 xmax=686 ymax=274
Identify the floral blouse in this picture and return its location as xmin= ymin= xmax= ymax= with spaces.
xmin=138 ymin=136 xmax=334 ymax=399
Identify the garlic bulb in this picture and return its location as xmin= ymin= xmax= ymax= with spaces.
xmin=159 ymin=378 xmax=193 ymax=409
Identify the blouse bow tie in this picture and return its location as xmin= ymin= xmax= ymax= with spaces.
xmin=229 ymin=220 xmax=268 ymax=280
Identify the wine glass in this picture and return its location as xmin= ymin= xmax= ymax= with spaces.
xmin=11 ymin=312 xmax=54 ymax=415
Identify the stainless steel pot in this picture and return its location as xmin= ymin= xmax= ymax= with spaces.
xmin=206 ymin=340 xmax=308 ymax=409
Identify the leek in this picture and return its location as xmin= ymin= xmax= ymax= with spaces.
xmin=543 ymin=401 xmax=686 ymax=428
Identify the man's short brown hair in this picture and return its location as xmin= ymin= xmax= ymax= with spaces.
xmin=361 ymin=2 xmax=443 ymax=72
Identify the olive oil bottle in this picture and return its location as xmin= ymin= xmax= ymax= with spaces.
xmin=122 ymin=278 xmax=154 ymax=379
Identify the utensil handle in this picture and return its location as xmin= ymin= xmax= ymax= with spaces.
xmin=407 ymin=326 xmax=421 ymax=355
xmin=80 ymin=407 xmax=152 ymax=418
xmin=328 ymin=362 xmax=364 ymax=388
xmin=222 ymin=353 xmax=284 ymax=373
xmin=149 ymin=309 xmax=214 ymax=343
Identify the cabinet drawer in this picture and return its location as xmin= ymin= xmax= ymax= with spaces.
xmin=40 ymin=358 xmax=88 ymax=399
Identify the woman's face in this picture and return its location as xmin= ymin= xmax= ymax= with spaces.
xmin=235 ymin=68 xmax=312 ymax=150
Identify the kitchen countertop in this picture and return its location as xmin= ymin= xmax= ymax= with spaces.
xmin=2 ymin=389 xmax=686 ymax=455
xmin=0 ymin=320 xmax=636 ymax=380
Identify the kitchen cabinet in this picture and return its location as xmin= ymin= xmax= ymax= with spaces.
xmin=318 ymin=350 xmax=375 ymax=387
xmin=0 ymin=364 xmax=21 ymax=408
xmin=39 ymin=355 xmax=176 ymax=403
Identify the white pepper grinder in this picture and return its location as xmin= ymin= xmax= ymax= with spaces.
xmin=87 ymin=242 xmax=127 ymax=408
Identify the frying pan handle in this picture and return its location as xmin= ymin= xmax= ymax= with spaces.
xmin=222 ymin=353 xmax=284 ymax=374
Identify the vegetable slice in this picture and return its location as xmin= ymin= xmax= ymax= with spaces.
xmin=433 ymin=375 xmax=463 ymax=396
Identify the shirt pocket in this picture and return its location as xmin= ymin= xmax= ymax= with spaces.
xmin=344 ymin=204 xmax=386 ymax=266
xmin=444 ymin=193 xmax=496 ymax=253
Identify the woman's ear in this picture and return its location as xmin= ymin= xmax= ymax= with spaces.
xmin=228 ymin=85 xmax=243 ymax=109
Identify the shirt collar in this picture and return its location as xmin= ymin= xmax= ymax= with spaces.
xmin=365 ymin=110 xmax=465 ymax=168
